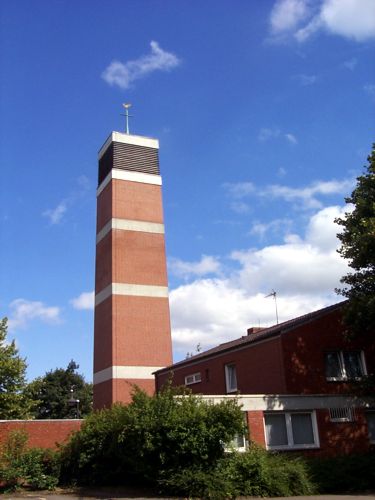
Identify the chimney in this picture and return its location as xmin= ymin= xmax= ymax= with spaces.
xmin=247 ymin=327 xmax=265 ymax=336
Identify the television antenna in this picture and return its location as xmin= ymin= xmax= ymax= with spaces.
xmin=265 ymin=289 xmax=279 ymax=325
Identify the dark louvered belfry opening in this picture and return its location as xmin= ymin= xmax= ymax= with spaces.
xmin=98 ymin=141 xmax=160 ymax=185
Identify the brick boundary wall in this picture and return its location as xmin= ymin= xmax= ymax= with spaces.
xmin=0 ymin=420 xmax=83 ymax=450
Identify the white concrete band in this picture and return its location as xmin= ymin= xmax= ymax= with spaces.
xmin=98 ymin=132 xmax=159 ymax=159
xmin=96 ymin=218 xmax=165 ymax=244
xmin=195 ymin=394 xmax=375 ymax=411
xmin=97 ymin=169 xmax=162 ymax=196
xmin=94 ymin=365 xmax=164 ymax=385
xmin=95 ymin=283 xmax=169 ymax=306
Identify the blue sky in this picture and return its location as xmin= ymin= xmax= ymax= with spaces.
xmin=1 ymin=0 xmax=374 ymax=382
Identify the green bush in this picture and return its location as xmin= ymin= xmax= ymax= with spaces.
xmin=0 ymin=430 xmax=60 ymax=491
xmin=160 ymin=445 xmax=315 ymax=498
xmin=60 ymin=385 xmax=245 ymax=486
xmin=159 ymin=465 xmax=236 ymax=499
xmin=307 ymin=453 xmax=375 ymax=493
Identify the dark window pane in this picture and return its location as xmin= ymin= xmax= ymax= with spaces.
xmin=343 ymin=352 xmax=363 ymax=378
xmin=291 ymin=413 xmax=314 ymax=445
xmin=265 ymin=414 xmax=288 ymax=446
xmin=366 ymin=413 xmax=375 ymax=442
xmin=325 ymin=352 xmax=342 ymax=378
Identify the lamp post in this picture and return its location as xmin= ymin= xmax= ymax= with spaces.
xmin=68 ymin=386 xmax=80 ymax=419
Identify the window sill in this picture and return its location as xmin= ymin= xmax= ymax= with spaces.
xmin=326 ymin=377 xmax=363 ymax=382
xmin=267 ymin=444 xmax=319 ymax=451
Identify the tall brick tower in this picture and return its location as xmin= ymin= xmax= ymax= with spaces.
xmin=93 ymin=131 xmax=173 ymax=409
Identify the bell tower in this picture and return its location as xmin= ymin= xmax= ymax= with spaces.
xmin=93 ymin=130 xmax=172 ymax=409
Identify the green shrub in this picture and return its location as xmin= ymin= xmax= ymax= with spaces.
xmin=307 ymin=453 xmax=375 ymax=493
xmin=159 ymin=445 xmax=315 ymax=498
xmin=159 ymin=465 xmax=237 ymax=499
xmin=60 ymin=387 xmax=316 ymax=497
xmin=60 ymin=385 xmax=245 ymax=486
xmin=0 ymin=430 xmax=60 ymax=491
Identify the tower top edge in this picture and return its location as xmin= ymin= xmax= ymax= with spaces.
xmin=98 ymin=132 xmax=159 ymax=159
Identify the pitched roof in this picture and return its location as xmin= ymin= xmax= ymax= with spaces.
xmin=155 ymin=301 xmax=345 ymax=374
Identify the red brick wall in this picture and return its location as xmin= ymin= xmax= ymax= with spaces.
xmin=0 ymin=420 xmax=82 ymax=450
xmin=94 ymin=173 xmax=172 ymax=408
xmin=247 ymin=410 xmax=266 ymax=447
xmin=246 ymin=409 xmax=373 ymax=457
xmin=282 ymin=308 xmax=375 ymax=394
xmin=157 ymin=336 xmax=286 ymax=395
xmin=313 ymin=408 xmax=372 ymax=457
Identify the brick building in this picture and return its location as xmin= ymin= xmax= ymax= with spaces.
xmin=155 ymin=302 xmax=375 ymax=456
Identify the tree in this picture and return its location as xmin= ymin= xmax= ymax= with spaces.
xmin=26 ymin=360 xmax=92 ymax=419
xmin=0 ymin=318 xmax=36 ymax=419
xmin=335 ymin=144 xmax=375 ymax=337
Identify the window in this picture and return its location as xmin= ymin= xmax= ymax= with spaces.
xmin=264 ymin=412 xmax=319 ymax=450
xmin=366 ymin=412 xmax=375 ymax=443
xmin=225 ymin=413 xmax=248 ymax=452
xmin=227 ymin=433 xmax=247 ymax=452
xmin=225 ymin=364 xmax=237 ymax=393
xmin=325 ymin=350 xmax=366 ymax=381
xmin=184 ymin=372 xmax=201 ymax=385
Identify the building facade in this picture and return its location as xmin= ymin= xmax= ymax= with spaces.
xmin=155 ymin=303 xmax=375 ymax=456
xmin=93 ymin=132 xmax=172 ymax=409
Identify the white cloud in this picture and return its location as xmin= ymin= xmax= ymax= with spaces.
xmin=270 ymin=0 xmax=310 ymax=34
xmin=70 ymin=291 xmax=94 ymax=310
xmin=169 ymin=255 xmax=221 ymax=279
xmin=305 ymin=205 xmax=352 ymax=251
xmin=223 ymin=182 xmax=255 ymax=198
xmin=230 ymin=201 xmax=251 ymax=214
xmin=285 ymin=133 xmax=298 ymax=144
xmin=222 ymin=181 xmax=255 ymax=214
xmin=364 ymin=83 xmax=375 ymax=99
xmin=320 ymin=0 xmax=375 ymax=41
xmin=294 ymin=74 xmax=318 ymax=86
xmin=43 ymin=202 xmax=67 ymax=225
xmin=294 ymin=15 xmax=323 ymax=42
xmin=258 ymin=127 xmax=280 ymax=142
xmin=250 ymin=218 xmax=292 ymax=240
xmin=342 ymin=58 xmax=357 ymax=71
xmin=277 ymin=167 xmax=287 ymax=177
xmin=261 ymin=178 xmax=354 ymax=209
xmin=169 ymin=205 xmax=348 ymax=355
xmin=8 ymin=299 xmax=61 ymax=330
xmin=269 ymin=0 xmax=375 ymax=43
xmin=224 ymin=177 xmax=354 ymax=212
xmin=258 ymin=127 xmax=298 ymax=144
xmin=102 ymin=41 xmax=180 ymax=90
xmin=42 ymin=175 xmax=91 ymax=225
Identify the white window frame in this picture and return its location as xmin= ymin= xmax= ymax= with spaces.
xmin=224 ymin=412 xmax=248 ymax=453
xmin=225 ymin=433 xmax=247 ymax=453
xmin=184 ymin=372 xmax=202 ymax=386
xmin=325 ymin=350 xmax=367 ymax=381
xmin=225 ymin=363 xmax=237 ymax=393
xmin=264 ymin=411 xmax=320 ymax=451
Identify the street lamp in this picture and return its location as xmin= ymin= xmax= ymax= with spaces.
xmin=68 ymin=386 xmax=80 ymax=419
